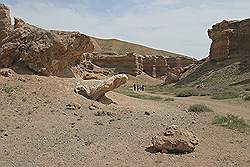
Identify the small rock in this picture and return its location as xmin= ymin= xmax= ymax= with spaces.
xmin=66 ymin=103 xmax=81 ymax=110
xmin=145 ymin=112 xmax=150 ymax=116
xmin=88 ymin=104 xmax=99 ymax=110
xmin=0 ymin=69 xmax=14 ymax=77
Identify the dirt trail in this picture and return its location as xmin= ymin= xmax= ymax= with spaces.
xmin=140 ymin=91 xmax=250 ymax=120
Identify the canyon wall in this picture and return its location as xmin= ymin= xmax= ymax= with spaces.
xmin=92 ymin=52 xmax=143 ymax=76
xmin=208 ymin=19 xmax=250 ymax=63
xmin=0 ymin=4 xmax=12 ymax=42
xmin=91 ymin=52 xmax=197 ymax=79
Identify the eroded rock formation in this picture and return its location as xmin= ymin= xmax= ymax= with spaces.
xmin=152 ymin=125 xmax=199 ymax=153
xmin=92 ymin=52 xmax=197 ymax=78
xmin=92 ymin=52 xmax=144 ymax=76
xmin=0 ymin=3 xmax=197 ymax=81
xmin=0 ymin=4 xmax=12 ymax=43
xmin=75 ymin=74 xmax=128 ymax=100
xmin=0 ymin=4 xmax=94 ymax=77
xmin=208 ymin=19 xmax=250 ymax=63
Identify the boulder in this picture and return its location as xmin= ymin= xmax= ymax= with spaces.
xmin=152 ymin=125 xmax=199 ymax=153
xmin=75 ymin=74 xmax=128 ymax=100
xmin=0 ymin=68 xmax=14 ymax=77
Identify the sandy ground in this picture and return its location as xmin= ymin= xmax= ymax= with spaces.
xmin=0 ymin=73 xmax=249 ymax=167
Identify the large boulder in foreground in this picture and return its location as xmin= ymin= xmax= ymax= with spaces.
xmin=152 ymin=125 xmax=199 ymax=153
xmin=0 ymin=4 xmax=94 ymax=77
xmin=75 ymin=74 xmax=128 ymax=100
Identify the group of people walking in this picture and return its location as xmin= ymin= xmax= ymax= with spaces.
xmin=133 ymin=83 xmax=145 ymax=91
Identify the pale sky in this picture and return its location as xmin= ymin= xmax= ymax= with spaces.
xmin=2 ymin=0 xmax=250 ymax=59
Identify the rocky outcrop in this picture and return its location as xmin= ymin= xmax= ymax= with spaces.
xmin=92 ymin=52 xmax=196 ymax=78
xmin=0 ymin=3 xmax=197 ymax=80
xmin=164 ymin=72 xmax=179 ymax=84
xmin=0 ymin=4 xmax=12 ymax=43
xmin=92 ymin=52 xmax=144 ymax=76
xmin=0 ymin=4 xmax=94 ymax=77
xmin=75 ymin=74 xmax=128 ymax=100
xmin=208 ymin=19 xmax=250 ymax=63
xmin=152 ymin=125 xmax=199 ymax=153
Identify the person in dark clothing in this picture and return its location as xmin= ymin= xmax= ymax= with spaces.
xmin=133 ymin=83 xmax=136 ymax=91
xmin=141 ymin=84 xmax=145 ymax=91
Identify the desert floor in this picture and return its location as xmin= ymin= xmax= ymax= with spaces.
xmin=0 ymin=73 xmax=249 ymax=167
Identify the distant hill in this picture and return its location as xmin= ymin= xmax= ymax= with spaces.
xmin=90 ymin=37 xmax=189 ymax=58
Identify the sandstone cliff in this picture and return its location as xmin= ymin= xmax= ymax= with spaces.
xmin=0 ymin=4 xmax=95 ymax=77
xmin=0 ymin=4 xmax=12 ymax=42
xmin=177 ymin=18 xmax=250 ymax=88
xmin=0 ymin=3 xmax=196 ymax=81
xmin=91 ymin=52 xmax=196 ymax=78
xmin=208 ymin=19 xmax=250 ymax=63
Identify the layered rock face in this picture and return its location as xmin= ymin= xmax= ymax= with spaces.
xmin=0 ymin=4 xmax=12 ymax=42
xmin=92 ymin=52 xmax=196 ymax=78
xmin=0 ymin=4 xmax=94 ymax=77
xmin=208 ymin=19 xmax=250 ymax=62
xmin=92 ymin=52 xmax=144 ymax=76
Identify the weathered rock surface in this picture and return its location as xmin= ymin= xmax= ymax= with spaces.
xmin=92 ymin=52 xmax=143 ymax=76
xmin=91 ymin=52 xmax=196 ymax=79
xmin=0 ymin=4 xmax=94 ymax=77
xmin=164 ymin=72 xmax=179 ymax=84
xmin=208 ymin=19 xmax=250 ymax=62
xmin=0 ymin=3 xmax=196 ymax=81
xmin=0 ymin=4 xmax=12 ymax=43
xmin=75 ymin=74 xmax=128 ymax=100
xmin=0 ymin=68 xmax=14 ymax=77
xmin=152 ymin=125 xmax=199 ymax=153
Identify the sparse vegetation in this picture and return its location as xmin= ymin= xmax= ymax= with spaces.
xmin=1 ymin=84 xmax=15 ymax=95
xmin=199 ymin=90 xmax=211 ymax=96
xmin=242 ymin=95 xmax=250 ymax=101
xmin=211 ymin=89 xmax=241 ymax=100
xmin=175 ymin=88 xmax=199 ymax=97
xmin=115 ymin=86 xmax=163 ymax=101
xmin=213 ymin=114 xmax=250 ymax=133
xmin=164 ymin=97 xmax=175 ymax=101
xmin=188 ymin=104 xmax=213 ymax=113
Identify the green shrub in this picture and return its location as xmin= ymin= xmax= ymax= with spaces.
xmin=188 ymin=104 xmax=213 ymax=113
xmin=242 ymin=95 xmax=250 ymax=101
xmin=213 ymin=114 xmax=249 ymax=133
xmin=199 ymin=90 xmax=211 ymax=96
xmin=1 ymin=84 xmax=15 ymax=94
xmin=212 ymin=90 xmax=240 ymax=100
xmin=164 ymin=97 xmax=175 ymax=101
xmin=175 ymin=88 xmax=199 ymax=97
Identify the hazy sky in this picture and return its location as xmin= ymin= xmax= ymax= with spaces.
xmin=2 ymin=0 xmax=250 ymax=59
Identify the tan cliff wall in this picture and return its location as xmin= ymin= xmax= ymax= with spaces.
xmin=0 ymin=4 xmax=12 ymax=43
xmin=208 ymin=19 xmax=250 ymax=63
xmin=92 ymin=52 xmax=143 ymax=76
xmin=0 ymin=4 xmax=95 ymax=77
xmin=92 ymin=52 xmax=197 ymax=78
